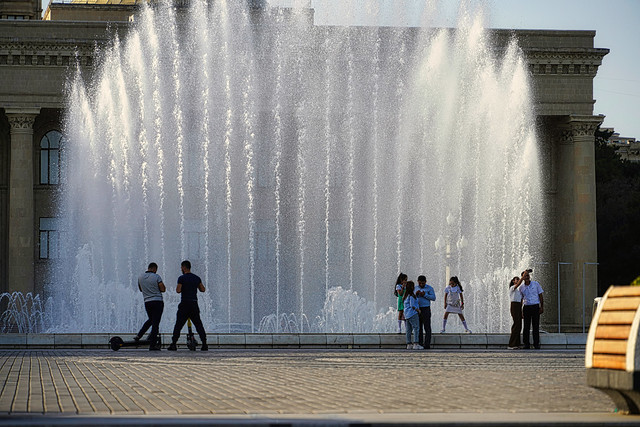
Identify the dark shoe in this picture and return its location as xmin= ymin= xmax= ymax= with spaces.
xmin=149 ymin=346 xmax=161 ymax=351
xmin=523 ymin=345 xmax=531 ymax=349
xmin=167 ymin=343 xmax=177 ymax=351
xmin=534 ymin=345 xmax=541 ymax=349
xmin=201 ymin=343 xmax=208 ymax=351
xmin=133 ymin=335 xmax=141 ymax=342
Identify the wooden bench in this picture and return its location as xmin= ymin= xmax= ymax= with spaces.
xmin=586 ymin=285 xmax=640 ymax=413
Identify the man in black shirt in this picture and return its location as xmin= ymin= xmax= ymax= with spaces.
xmin=167 ymin=260 xmax=208 ymax=351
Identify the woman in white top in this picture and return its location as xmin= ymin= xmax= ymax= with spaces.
xmin=440 ymin=276 xmax=472 ymax=333
xmin=508 ymin=275 xmax=524 ymax=349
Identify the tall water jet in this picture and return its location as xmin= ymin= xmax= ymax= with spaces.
xmin=48 ymin=0 xmax=544 ymax=334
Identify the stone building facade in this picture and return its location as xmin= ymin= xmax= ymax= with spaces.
xmin=0 ymin=1 xmax=608 ymax=331
xmin=603 ymin=128 xmax=640 ymax=162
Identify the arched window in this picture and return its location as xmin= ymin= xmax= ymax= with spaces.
xmin=40 ymin=130 xmax=64 ymax=185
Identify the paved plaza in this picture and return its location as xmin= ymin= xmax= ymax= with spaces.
xmin=0 ymin=348 xmax=638 ymax=425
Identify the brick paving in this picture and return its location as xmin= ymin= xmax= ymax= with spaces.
xmin=0 ymin=349 xmax=614 ymax=416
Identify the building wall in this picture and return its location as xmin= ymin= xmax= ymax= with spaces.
xmin=33 ymin=108 xmax=62 ymax=297
xmin=0 ymin=0 xmax=40 ymax=19
xmin=0 ymin=111 xmax=8 ymax=293
xmin=43 ymin=5 xmax=135 ymax=22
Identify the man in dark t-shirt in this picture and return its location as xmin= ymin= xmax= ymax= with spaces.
xmin=167 ymin=260 xmax=208 ymax=351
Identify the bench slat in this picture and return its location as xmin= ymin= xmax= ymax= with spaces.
xmin=601 ymin=297 xmax=640 ymax=311
xmin=607 ymin=287 xmax=640 ymax=298
xmin=598 ymin=310 xmax=637 ymax=325
xmin=593 ymin=339 xmax=628 ymax=355
xmin=595 ymin=325 xmax=633 ymax=340
xmin=592 ymin=354 xmax=627 ymax=370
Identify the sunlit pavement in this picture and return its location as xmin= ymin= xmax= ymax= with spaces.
xmin=0 ymin=348 xmax=636 ymax=426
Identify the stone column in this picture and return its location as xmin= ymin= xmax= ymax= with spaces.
xmin=559 ymin=114 xmax=603 ymax=330
xmin=6 ymin=108 xmax=40 ymax=295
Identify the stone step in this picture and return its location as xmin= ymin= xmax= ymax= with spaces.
xmin=0 ymin=333 xmax=587 ymax=349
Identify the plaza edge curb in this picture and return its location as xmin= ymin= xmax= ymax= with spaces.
xmin=0 ymin=332 xmax=587 ymax=350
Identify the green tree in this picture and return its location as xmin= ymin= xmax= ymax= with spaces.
xmin=596 ymin=127 xmax=640 ymax=294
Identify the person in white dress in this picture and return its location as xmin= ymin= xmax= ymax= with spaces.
xmin=440 ymin=276 xmax=472 ymax=333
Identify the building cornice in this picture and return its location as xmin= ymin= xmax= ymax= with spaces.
xmin=0 ymin=39 xmax=101 ymax=67
xmin=525 ymin=48 xmax=609 ymax=77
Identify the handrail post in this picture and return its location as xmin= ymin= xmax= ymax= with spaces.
xmin=557 ymin=262 xmax=572 ymax=333
xmin=582 ymin=262 xmax=599 ymax=333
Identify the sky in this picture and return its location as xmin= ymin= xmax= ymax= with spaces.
xmin=274 ymin=0 xmax=640 ymax=139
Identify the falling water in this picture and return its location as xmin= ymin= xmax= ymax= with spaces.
xmin=46 ymin=0 xmax=544 ymax=333
xmin=371 ymin=31 xmax=381 ymax=308
xmin=0 ymin=293 xmax=44 ymax=333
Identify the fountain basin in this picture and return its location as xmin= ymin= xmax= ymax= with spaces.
xmin=0 ymin=333 xmax=587 ymax=349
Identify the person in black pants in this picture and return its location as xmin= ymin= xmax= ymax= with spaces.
xmin=135 ymin=262 xmax=165 ymax=351
xmin=415 ymin=275 xmax=436 ymax=349
xmin=167 ymin=260 xmax=208 ymax=351
xmin=508 ymin=275 xmax=524 ymax=349
xmin=519 ymin=270 xmax=544 ymax=349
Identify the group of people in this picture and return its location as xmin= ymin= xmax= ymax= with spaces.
xmin=508 ymin=269 xmax=544 ymax=349
xmin=396 ymin=268 xmax=545 ymax=350
xmin=135 ymin=260 xmax=208 ymax=351
xmin=395 ymin=273 xmax=472 ymax=350
xmin=137 ymin=260 xmax=543 ymax=352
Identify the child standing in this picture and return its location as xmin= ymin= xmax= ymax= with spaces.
xmin=441 ymin=276 xmax=472 ymax=333
xmin=394 ymin=273 xmax=407 ymax=333
xmin=403 ymin=280 xmax=422 ymax=349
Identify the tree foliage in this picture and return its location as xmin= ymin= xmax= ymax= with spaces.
xmin=596 ymin=127 xmax=640 ymax=294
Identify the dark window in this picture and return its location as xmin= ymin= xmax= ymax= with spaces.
xmin=39 ymin=218 xmax=60 ymax=259
xmin=40 ymin=130 xmax=64 ymax=185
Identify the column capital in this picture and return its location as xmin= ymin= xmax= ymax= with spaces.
xmin=555 ymin=115 xmax=604 ymax=145
xmin=5 ymin=107 xmax=41 ymax=133
xmin=565 ymin=114 xmax=605 ymax=138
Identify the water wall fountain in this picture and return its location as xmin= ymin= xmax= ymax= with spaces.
xmin=47 ymin=0 xmax=543 ymax=334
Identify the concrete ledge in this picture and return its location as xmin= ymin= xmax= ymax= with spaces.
xmin=82 ymin=334 xmax=110 ymax=347
xmin=272 ymin=334 xmax=299 ymax=346
xmin=245 ymin=334 xmax=273 ymax=347
xmin=217 ymin=334 xmax=246 ymax=346
xmin=0 ymin=333 xmax=588 ymax=350
xmin=299 ymin=334 xmax=327 ymax=347
xmin=433 ymin=334 xmax=461 ymax=348
xmin=0 ymin=333 xmax=27 ymax=347
xmin=460 ymin=334 xmax=488 ymax=348
xmin=54 ymin=334 xmax=82 ymax=347
xmin=26 ymin=333 xmax=54 ymax=347
xmin=567 ymin=333 xmax=588 ymax=348
xmin=540 ymin=333 xmax=567 ymax=348
xmin=380 ymin=334 xmax=404 ymax=347
xmin=487 ymin=334 xmax=508 ymax=347
xmin=326 ymin=334 xmax=353 ymax=347
xmin=354 ymin=334 xmax=381 ymax=347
